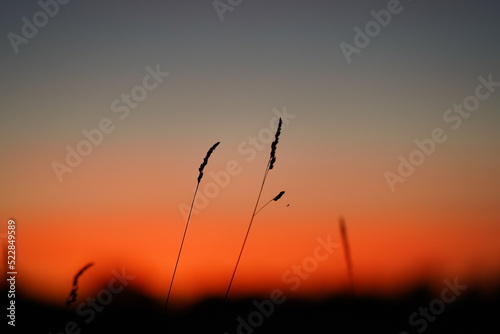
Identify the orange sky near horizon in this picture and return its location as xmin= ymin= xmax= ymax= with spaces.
xmin=5 ymin=145 xmax=500 ymax=307
xmin=2 ymin=114 xmax=500 ymax=308
xmin=6 ymin=211 xmax=500 ymax=308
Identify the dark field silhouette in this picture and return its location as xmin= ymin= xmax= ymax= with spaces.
xmin=7 ymin=284 xmax=499 ymax=333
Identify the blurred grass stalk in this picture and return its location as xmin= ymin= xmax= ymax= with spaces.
xmin=339 ymin=216 xmax=355 ymax=296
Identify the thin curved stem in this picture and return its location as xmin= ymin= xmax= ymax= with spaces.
xmin=165 ymin=182 xmax=200 ymax=310
xmin=224 ymin=162 xmax=270 ymax=301
xmin=254 ymin=199 xmax=272 ymax=217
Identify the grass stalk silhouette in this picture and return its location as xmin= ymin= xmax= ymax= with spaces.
xmin=224 ymin=119 xmax=283 ymax=300
xmin=339 ymin=216 xmax=355 ymax=296
xmin=65 ymin=262 xmax=94 ymax=309
xmin=254 ymin=191 xmax=285 ymax=216
xmin=165 ymin=141 xmax=220 ymax=310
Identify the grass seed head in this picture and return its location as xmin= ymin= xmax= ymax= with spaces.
xmin=66 ymin=262 xmax=94 ymax=307
xmin=269 ymin=118 xmax=282 ymax=170
xmin=197 ymin=142 xmax=220 ymax=183
xmin=273 ymin=191 xmax=285 ymax=201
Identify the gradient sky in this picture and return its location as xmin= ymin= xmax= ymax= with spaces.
xmin=1 ymin=0 xmax=500 ymax=306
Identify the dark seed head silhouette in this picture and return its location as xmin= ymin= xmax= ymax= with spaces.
xmin=65 ymin=262 xmax=94 ymax=308
xmin=273 ymin=191 xmax=285 ymax=201
xmin=254 ymin=191 xmax=286 ymax=217
xmin=197 ymin=142 xmax=220 ymax=183
xmin=269 ymin=118 xmax=282 ymax=170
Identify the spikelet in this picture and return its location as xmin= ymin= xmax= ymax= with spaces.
xmin=273 ymin=191 xmax=285 ymax=201
xmin=269 ymin=118 xmax=282 ymax=170
xmin=65 ymin=262 xmax=94 ymax=308
xmin=254 ymin=191 xmax=286 ymax=216
xmin=197 ymin=142 xmax=220 ymax=183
